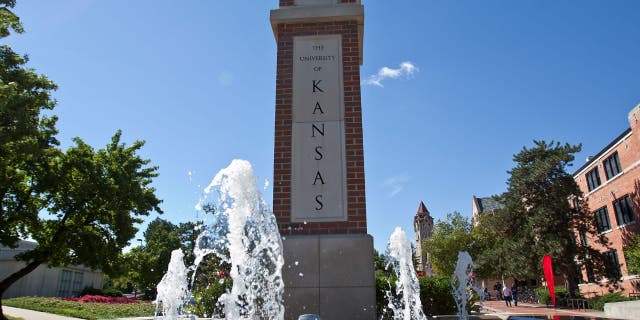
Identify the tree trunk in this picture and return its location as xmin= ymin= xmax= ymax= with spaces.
xmin=566 ymin=272 xmax=578 ymax=298
xmin=0 ymin=259 xmax=44 ymax=320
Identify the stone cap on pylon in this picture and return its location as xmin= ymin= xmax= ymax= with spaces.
xmin=269 ymin=1 xmax=364 ymax=65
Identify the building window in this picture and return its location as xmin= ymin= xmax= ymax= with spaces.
xmin=58 ymin=270 xmax=73 ymax=297
xmin=604 ymin=249 xmax=622 ymax=279
xmin=613 ymin=195 xmax=635 ymax=226
xmin=586 ymin=168 xmax=601 ymax=191
xmin=575 ymin=263 xmax=585 ymax=284
xmin=603 ymin=152 xmax=622 ymax=180
xmin=594 ymin=206 xmax=611 ymax=233
xmin=72 ymin=272 xmax=84 ymax=296
xmin=58 ymin=270 xmax=84 ymax=297
xmin=585 ymin=261 xmax=596 ymax=283
xmin=579 ymin=228 xmax=588 ymax=247
xmin=572 ymin=198 xmax=580 ymax=211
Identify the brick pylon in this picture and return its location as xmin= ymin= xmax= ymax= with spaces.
xmin=271 ymin=0 xmax=366 ymax=235
xmin=270 ymin=1 xmax=375 ymax=319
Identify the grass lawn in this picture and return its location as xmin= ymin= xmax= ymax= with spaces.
xmin=3 ymin=297 xmax=155 ymax=320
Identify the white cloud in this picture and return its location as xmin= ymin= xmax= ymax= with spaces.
xmin=383 ymin=174 xmax=410 ymax=198
xmin=363 ymin=61 xmax=418 ymax=87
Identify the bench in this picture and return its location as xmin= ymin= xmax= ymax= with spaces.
xmin=566 ymin=298 xmax=589 ymax=310
xmin=631 ymin=280 xmax=640 ymax=300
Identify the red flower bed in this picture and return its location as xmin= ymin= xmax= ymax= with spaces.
xmin=62 ymin=295 xmax=140 ymax=304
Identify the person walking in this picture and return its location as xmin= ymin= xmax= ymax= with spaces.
xmin=511 ymin=284 xmax=518 ymax=306
xmin=502 ymin=285 xmax=512 ymax=307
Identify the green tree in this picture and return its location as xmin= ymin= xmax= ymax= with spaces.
xmin=373 ymin=249 xmax=392 ymax=278
xmin=0 ymin=3 xmax=162 ymax=318
xmin=125 ymin=218 xmax=181 ymax=299
xmin=422 ymin=212 xmax=474 ymax=275
xmin=124 ymin=216 xmax=221 ymax=300
xmin=0 ymin=0 xmax=58 ymax=248
xmin=625 ymin=234 xmax=640 ymax=276
xmin=469 ymin=211 xmax=505 ymax=279
xmin=476 ymin=141 xmax=609 ymax=295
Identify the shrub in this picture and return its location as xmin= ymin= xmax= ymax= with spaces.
xmin=419 ymin=276 xmax=457 ymax=316
xmin=375 ymin=276 xmax=395 ymax=318
xmin=588 ymin=293 xmax=630 ymax=311
xmin=80 ymin=287 xmax=103 ymax=296
xmin=375 ymin=275 xmax=458 ymax=317
xmin=185 ymin=278 xmax=232 ymax=318
xmin=63 ymin=295 xmax=138 ymax=304
xmin=102 ymin=288 xmax=124 ymax=297
xmin=535 ymin=286 xmax=568 ymax=306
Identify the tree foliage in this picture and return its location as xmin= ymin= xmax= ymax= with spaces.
xmin=122 ymin=215 xmax=230 ymax=300
xmin=422 ymin=211 xmax=474 ymax=276
xmin=0 ymin=3 xmax=162 ymax=317
xmin=0 ymin=0 xmax=58 ymax=248
xmin=124 ymin=218 xmax=181 ymax=299
xmin=625 ymin=234 xmax=640 ymax=276
xmin=474 ymin=141 xmax=609 ymax=295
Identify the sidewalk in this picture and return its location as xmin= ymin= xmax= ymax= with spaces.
xmin=481 ymin=300 xmax=609 ymax=319
xmin=2 ymin=306 xmax=84 ymax=320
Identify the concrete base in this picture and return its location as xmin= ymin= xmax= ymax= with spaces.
xmin=282 ymin=233 xmax=376 ymax=320
xmin=604 ymin=300 xmax=640 ymax=320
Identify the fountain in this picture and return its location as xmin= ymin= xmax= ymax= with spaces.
xmin=384 ymin=227 xmax=426 ymax=320
xmin=155 ymin=249 xmax=191 ymax=319
xmin=155 ymin=159 xmax=285 ymax=320
xmin=154 ymin=161 xmax=494 ymax=320
xmin=451 ymin=251 xmax=483 ymax=320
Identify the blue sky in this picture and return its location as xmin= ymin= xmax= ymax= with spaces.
xmin=7 ymin=0 xmax=640 ymax=252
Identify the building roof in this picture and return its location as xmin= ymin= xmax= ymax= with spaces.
xmin=417 ymin=201 xmax=429 ymax=215
xmin=0 ymin=240 xmax=37 ymax=260
xmin=475 ymin=196 xmax=504 ymax=213
xmin=415 ymin=201 xmax=433 ymax=223
xmin=573 ymin=128 xmax=632 ymax=176
xmin=0 ymin=240 xmax=101 ymax=273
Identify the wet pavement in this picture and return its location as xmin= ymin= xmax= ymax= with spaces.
xmin=479 ymin=300 xmax=614 ymax=319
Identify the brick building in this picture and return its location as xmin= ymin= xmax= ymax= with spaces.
xmin=573 ymin=104 xmax=640 ymax=297
xmin=472 ymin=195 xmax=504 ymax=226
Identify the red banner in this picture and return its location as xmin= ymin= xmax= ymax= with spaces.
xmin=543 ymin=255 xmax=556 ymax=308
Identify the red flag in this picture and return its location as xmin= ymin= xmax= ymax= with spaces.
xmin=543 ymin=255 xmax=556 ymax=308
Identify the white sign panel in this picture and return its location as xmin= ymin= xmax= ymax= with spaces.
xmin=291 ymin=35 xmax=346 ymax=222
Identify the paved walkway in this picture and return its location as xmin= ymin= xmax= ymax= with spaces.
xmin=2 ymin=306 xmax=84 ymax=320
xmin=0 ymin=302 xmax=622 ymax=320
xmin=481 ymin=300 xmax=610 ymax=319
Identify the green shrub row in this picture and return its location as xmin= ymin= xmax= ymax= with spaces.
xmin=534 ymin=286 xmax=569 ymax=306
xmin=376 ymin=275 xmax=460 ymax=317
xmin=588 ymin=293 xmax=630 ymax=311
xmin=184 ymin=278 xmax=232 ymax=318
xmin=533 ymin=286 xmax=632 ymax=311
xmin=80 ymin=286 xmax=124 ymax=297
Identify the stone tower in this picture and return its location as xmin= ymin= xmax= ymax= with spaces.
xmin=414 ymin=201 xmax=434 ymax=274
xmin=269 ymin=1 xmax=374 ymax=319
